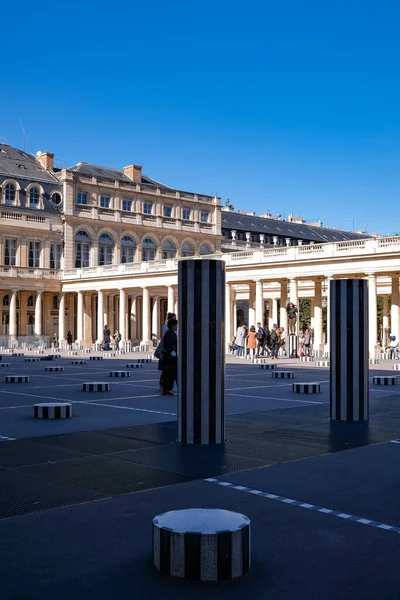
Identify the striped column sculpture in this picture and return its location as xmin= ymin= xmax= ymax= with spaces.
xmin=178 ymin=259 xmax=225 ymax=444
xmin=330 ymin=279 xmax=369 ymax=421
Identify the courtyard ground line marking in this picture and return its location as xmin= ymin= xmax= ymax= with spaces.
xmin=77 ymin=401 xmax=176 ymax=416
xmin=227 ymin=393 xmax=323 ymax=404
xmin=204 ymin=478 xmax=400 ymax=535
xmin=0 ymin=434 xmax=16 ymax=440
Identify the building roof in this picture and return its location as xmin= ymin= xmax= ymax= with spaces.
xmin=222 ymin=211 xmax=371 ymax=243
xmin=0 ymin=144 xmax=58 ymax=184
xmin=68 ymin=161 xmax=174 ymax=190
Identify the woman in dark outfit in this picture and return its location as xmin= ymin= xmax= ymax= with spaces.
xmin=161 ymin=318 xmax=178 ymax=396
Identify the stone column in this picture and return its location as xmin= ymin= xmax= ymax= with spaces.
xmin=130 ymin=295 xmax=137 ymax=340
xmin=310 ymin=298 xmax=315 ymax=330
xmin=367 ymin=274 xmax=377 ymax=358
xmin=107 ymin=294 xmax=114 ymax=332
xmin=248 ymin=284 xmax=255 ymax=326
xmin=34 ymin=291 xmax=43 ymax=336
xmin=178 ymin=259 xmax=225 ymax=444
xmin=91 ymin=294 xmax=97 ymax=342
xmin=383 ymin=295 xmax=389 ymax=348
xmin=97 ymin=290 xmax=104 ymax=342
xmin=152 ymin=295 xmax=159 ymax=339
xmin=225 ymin=282 xmax=232 ymax=351
xmin=76 ymin=291 xmax=83 ymax=343
xmin=232 ymin=290 xmax=237 ymax=333
xmin=9 ymin=288 xmax=18 ymax=342
xmin=119 ymin=288 xmax=127 ymax=341
xmin=103 ymin=293 xmax=108 ymax=330
xmin=391 ymin=276 xmax=400 ymax=342
xmin=83 ymin=294 xmax=93 ymax=346
xmin=313 ymin=279 xmax=323 ymax=352
xmin=19 ymin=291 xmax=27 ymax=336
xmin=59 ymin=293 xmax=66 ymax=343
xmin=289 ymin=278 xmax=298 ymax=333
xmin=330 ymin=279 xmax=368 ymax=421
xmin=167 ymin=285 xmax=175 ymax=314
xmin=142 ymin=287 xmax=151 ymax=346
xmin=255 ymin=280 xmax=263 ymax=326
xmin=280 ymin=280 xmax=288 ymax=328
xmin=271 ymin=297 xmax=278 ymax=329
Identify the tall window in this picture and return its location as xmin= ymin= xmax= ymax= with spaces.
xmin=181 ymin=241 xmax=195 ymax=257
xmin=143 ymin=202 xmax=153 ymax=215
xmin=77 ymin=192 xmax=88 ymax=205
xmin=100 ymin=195 xmax=110 ymax=208
xmin=28 ymin=241 xmax=41 ymax=268
xmin=120 ymin=235 xmax=135 ymax=263
xmin=75 ymin=230 xmax=91 ymax=268
xmin=27 ymin=295 xmax=35 ymax=307
xmin=200 ymin=210 xmax=209 ymax=223
xmin=50 ymin=243 xmax=62 ymax=269
xmin=164 ymin=205 xmax=172 ymax=217
xmin=162 ymin=239 xmax=176 ymax=259
xmin=122 ymin=199 xmax=132 ymax=212
xmin=182 ymin=208 xmax=191 ymax=220
xmin=3 ymin=294 xmax=9 ymax=307
xmin=200 ymin=243 xmax=212 ymax=255
xmin=4 ymin=238 xmax=17 ymax=265
xmin=5 ymin=183 xmax=16 ymax=205
xmin=98 ymin=233 xmax=114 ymax=265
xmin=29 ymin=187 xmax=40 ymax=208
xmin=142 ymin=237 xmax=156 ymax=261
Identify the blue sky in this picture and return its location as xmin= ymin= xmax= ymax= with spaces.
xmin=2 ymin=0 xmax=400 ymax=234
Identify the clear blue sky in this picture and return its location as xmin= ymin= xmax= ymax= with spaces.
xmin=2 ymin=0 xmax=400 ymax=234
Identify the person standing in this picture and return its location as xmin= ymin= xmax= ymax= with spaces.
xmin=279 ymin=327 xmax=287 ymax=357
xmin=161 ymin=318 xmax=178 ymax=395
xmin=270 ymin=324 xmax=280 ymax=359
xmin=103 ymin=324 xmax=111 ymax=351
xmin=66 ymin=330 xmax=73 ymax=349
xmin=286 ymin=303 xmax=298 ymax=334
xmin=113 ymin=330 xmax=121 ymax=350
xmin=303 ymin=328 xmax=311 ymax=356
xmin=235 ymin=324 xmax=246 ymax=357
xmin=386 ymin=336 xmax=399 ymax=360
xmin=256 ymin=322 xmax=265 ymax=357
xmin=52 ymin=333 xmax=59 ymax=350
xmin=247 ymin=325 xmax=258 ymax=357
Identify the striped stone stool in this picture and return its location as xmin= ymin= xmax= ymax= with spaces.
xmin=316 ymin=361 xmax=330 ymax=367
xmin=109 ymin=371 xmax=130 ymax=378
xmin=51 ymin=354 xmax=61 ymax=359
xmin=5 ymin=375 xmax=29 ymax=383
xmin=126 ymin=364 xmax=143 ymax=369
xmin=272 ymin=371 xmax=295 ymax=378
xmin=40 ymin=356 xmax=54 ymax=361
xmin=90 ymin=356 xmax=103 ymax=361
xmin=81 ymin=349 xmax=91 ymax=353
xmin=82 ymin=382 xmax=109 ymax=392
xmin=11 ymin=353 xmax=24 ymax=357
xmin=34 ymin=350 xmax=44 ymax=354
xmin=71 ymin=360 xmax=87 ymax=365
xmin=293 ymin=383 xmax=321 ymax=394
xmin=103 ymin=352 xmax=116 ymax=358
xmin=0 ymin=363 xmax=10 ymax=367
xmin=153 ymin=508 xmax=251 ymax=581
xmin=300 ymin=356 xmax=313 ymax=362
xmin=25 ymin=358 xmax=40 ymax=362
xmin=369 ymin=358 xmax=379 ymax=365
xmin=393 ymin=364 xmax=400 ymax=371
xmin=34 ymin=403 xmax=72 ymax=419
xmin=254 ymin=358 xmax=267 ymax=364
xmin=380 ymin=353 xmax=389 ymax=360
xmin=137 ymin=358 xmax=152 ymax=363
xmin=259 ymin=363 xmax=276 ymax=370
xmin=45 ymin=366 xmax=64 ymax=372
xmin=67 ymin=351 xmax=78 ymax=356
xmin=4 ymin=349 xmax=12 ymax=353
xmin=373 ymin=376 xmax=399 ymax=386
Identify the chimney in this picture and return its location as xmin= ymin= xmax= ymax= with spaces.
xmin=37 ymin=151 xmax=55 ymax=170
xmin=123 ymin=164 xmax=142 ymax=182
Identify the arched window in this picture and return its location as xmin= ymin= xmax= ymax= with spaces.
xmin=121 ymin=236 xmax=135 ymax=263
xmin=29 ymin=187 xmax=40 ymax=208
xmin=3 ymin=294 xmax=9 ymax=307
xmin=142 ymin=237 xmax=156 ymax=261
xmin=199 ymin=243 xmax=212 ymax=256
xmin=75 ymin=230 xmax=91 ymax=268
xmin=98 ymin=233 xmax=114 ymax=266
xmin=27 ymin=294 xmax=35 ymax=307
xmin=181 ymin=241 xmax=195 ymax=257
xmin=5 ymin=183 xmax=16 ymax=205
xmin=162 ymin=239 xmax=176 ymax=260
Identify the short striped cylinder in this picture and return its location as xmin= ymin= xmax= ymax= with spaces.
xmin=5 ymin=375 xmax=29 ymax=383
xmin=393 ymin=364 xmax=400 ymax=371
xmin=380 ymin=353 xmax=389 ymax=360
xmin=126 ymin=364 xmax=143 ymax=369
xmin=137 ymin=358 xmax=152 ymax=363
xmin=288 ymin=335 xmax=297 ymax=358
xmin=71 ymin=360 xmax=87 ymax=365
xmin=293 ymin=383 xmax=321 ymax=394
xmin=313 ymin=350 xmax=323 ymax=357
xmin=109 ymin=371 xmax=130 ymax=377
xmin=90 ymin=357 xmax=103 ymax=361
xmin=52 ymin=354 xmax=61 ymax=359
xmin=178 ymin=259 xmax=225 ymax=444
xmin=34 ymin=403 xmax=72 ymax=419
xmin=300 ymin=356 xmax=313 ymax=362
xmin=316 ymin=361 xmax=330 ymax=367
xmin=103 ymin=352 xmax=115 ymax=358
xmin=259 ymin=363 xmax=276 ymax=370
xmin=82 ymin=382 xmax=109 ymax=391
xmin=68 ymin=351 xmax=78 ymax=356
xmin=254 ymin=358 xmax=267 ymax=364
xmin=11 ymin=353 xmax=24 ymax=357
xmin=330 ymin=279 xmax=369 ymax=422
xmin=0 ymin=363 xmax=10 ymax=367
xmin=373 ymin=376 xmax=399 ymax=386
xmin=272 ymin=371 xmax=294 ymax=378
xmin=369 ymin=358 xmax=379 ymax=365
xmin=45 ymin=367 xmax=64 ymax=372
xmin=25 ymin=358 xmax=39 ymax=362
xmin=81 ymin=349 xmax=91 ymax=353
xmin=153 ymin=509 xmax=251 ymax=581
xmin=34 ymin=350 xmax=44 ymax=354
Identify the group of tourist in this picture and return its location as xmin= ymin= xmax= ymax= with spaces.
xmin=101 ymin=326 xmax=122 ymax=351
xmin=231 ymin=322 xmax=313 ymax=359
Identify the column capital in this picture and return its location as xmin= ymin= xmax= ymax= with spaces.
xmin=366 ymin=272 xmax=376 ymax=278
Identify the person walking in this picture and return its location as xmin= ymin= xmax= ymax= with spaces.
xmin=113 ymin=330 xmax=121 ymax=350
xmin=235 ymin=324 xmax=246 ymax=357
xmin=256 ymin=322 xmax=265 ymax=356
xmin=66 ymin=330 xmax=73 ymax=349
xmin=386 ymin=336 xmax=399 ymax=360
xmin=303 ymin=328 xmax=311 ymax=356
xmin=270 ymin=324 xmax=280 ymax=359
xmin=52 ymin=333 xmax=59 ymax=350
xmin=247 ymin=325 xmax=258 ymax=357
xmin=103 ymin=324 xmax=111 ymax=351
xmin=279 ymin=327 xmax=287 ymax=357
xmin=161 ymin=318 xmax=178 ymax=395
xmin=286 ymin=303 xmax=298 ymax=334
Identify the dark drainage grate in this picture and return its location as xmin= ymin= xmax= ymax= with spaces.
xmin=0 ymin=469 xmax=104 ymax=520
xmin=32 ymin=431 xmax=160 ymax=455
xmin=16 ymin=455 xmax=191 ymax=496
xmin=0 ymin=439 xmax=84 ymax=468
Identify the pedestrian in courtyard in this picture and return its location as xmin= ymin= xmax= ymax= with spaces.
xmin=303 ymin=328 xmax=311 ymax=356
xmin=162 ymin=312 xmax=176 ymax=336
xmin=279 ymin=327 xmax=287 ymax=356
xmin=113 ymin=330 xmax=121 ymax=350
xmin=103 ymin=324 xmax=111 ymax=351
xmin=161 ymin=317 xmax=178 ymax=395
xmin=386 ymin=336 xmax=399 ymax=360
xmin=270 ymin=324 xmax=280 ymax=359
xmin=247 ymin=325 xmax=258 ymax=357
xmin=235 ymin=323 xmax=246 ymax=357
xmin=52 ymin=333 xmax=59 ymax=350
xmin=286 ymin=303 xmax=298 ymax=334
xmin=67 ymin=330 xmax=73 ymax=349
xmin=256 ymin=322 xmax=265 ymax=356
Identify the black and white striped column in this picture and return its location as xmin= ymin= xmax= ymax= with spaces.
xmin=288 ymin=334 xmax=298 ymax=358
xmin=330 ymin=279 xmax=369 ymax=421
xmin=178 ymin=259 xmax=225 ymax=444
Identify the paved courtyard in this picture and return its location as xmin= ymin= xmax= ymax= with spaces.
xmin=1 ymin=351 xmax=400 ymax=599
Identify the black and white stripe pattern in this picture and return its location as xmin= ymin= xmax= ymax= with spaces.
xmin=11 ymin=353 xmax=24 ymax=357
xmin=316 ymin=361 xmax=330 ymax=367
xmin=71 ymin=360 xmax=87 ymax=365
xmin=34 ymin=403 xmax=72 ymax=419
xmin=370 ymin=358 xmax=379 ymax=365
xmin=137 ymin=358 xmax=152 ymax=363
xmin=259 ymin=363 xmax=276 ymax=370
xmin=293 ymin=383 xmax=321 ymax=394
xmin=153 ymin=508 xmax=250 ymax=581
xmin=272 ymin=371 xmax=294 ymax=378
xmin=109 ymin=371 xmax=130 ymax=377
xmin=34 ymin=350 xmax=44 ymax=354
xmin=393 ymin=364 xmax=400 ymax=371
xmin=288 ymin=335 xmax=298 ymax=358
xmin=300 ymin=356 xmax=313 ymax=362
xmin=25 ymin=358 xmax=40 ymax=362
xmin=313 ymin=349 xmax=323 ymax=357
xmin=126 ymin=364 xmax=143 ymax=369
xmin=45 ymin=367 xmax=64 ymax=372
xmin=52 ymin=354 xmax=61 ymax=359
xmin=90 ymin=356 xmax=103 ymax=361
xmin=330 ymin=279 xmax=369 ymax=421
xmin=178 ymin=260 xmax=225 ymax=444
xmin=67 ymin=351 xmax=78 ymax=356
xmin=103 ymin=352 xmax=116 ymax=358
xmin=5 ymin=375 xmax=29 ymax=383
xmin=373 ymin=376 xmax=399 ymax=386
xmin=82 ymin=382 xmax=109 ymax=391
xmin=380 ymin=353 xmax=389 ymax=360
